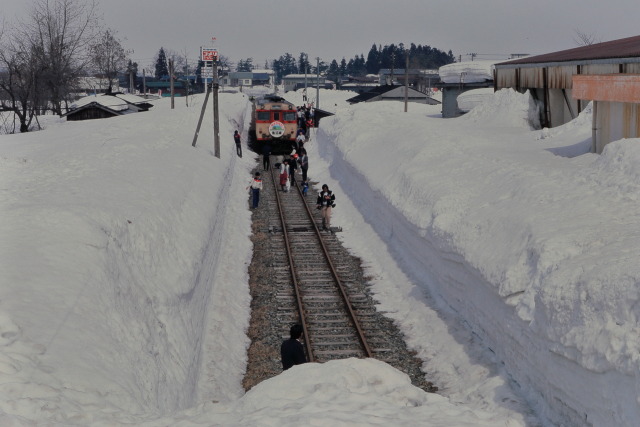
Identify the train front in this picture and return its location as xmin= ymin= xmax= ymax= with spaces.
xmin=253 ymin=96 xmax=297 ymax=154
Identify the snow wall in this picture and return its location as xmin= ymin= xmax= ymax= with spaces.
xmin=317 ymin=89 xmax=640 ymax=427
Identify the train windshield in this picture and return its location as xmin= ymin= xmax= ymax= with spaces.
xmin=283 ymin=112 xmax=296 ymax=121
xmin=257 ymin=111 xmax=270 ymax=121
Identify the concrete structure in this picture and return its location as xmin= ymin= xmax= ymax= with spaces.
xmin=573 ymin=74 xmax=640 ymax=153
xmin=436 ymin=61 xmax=495 ymax=118
xmin=494 ymin=35 xmax=640 ymax=129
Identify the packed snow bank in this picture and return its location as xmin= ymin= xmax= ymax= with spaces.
xmin=317 ymin=89 xmax=640 ymax=427
xmin=199 ymin=358 xmax=518 ymax=427
xmin=0 ymin=93 xmax=255 ymax=422
xmin=456 ymin=87 xmax=496 ymax=112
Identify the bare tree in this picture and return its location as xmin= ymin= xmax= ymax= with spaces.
xmin=574 ymin=29 xmax=601 ymax=46
xmin=0 ymin=22 xmax=47 ymax=132
xmin=89 ymin=28 xmax=128 ymax=91
xmin=22 ymin=0 xmax=101 ymax=115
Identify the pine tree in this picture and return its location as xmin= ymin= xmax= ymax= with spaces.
xmin=155 ymin=47 xmax=169 ymax=79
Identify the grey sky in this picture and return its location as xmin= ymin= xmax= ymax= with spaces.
xmin=2 ymin=0 xmax=639 ymax=71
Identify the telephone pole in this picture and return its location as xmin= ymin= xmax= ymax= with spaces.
xmin=212 ymin=60 xmax=220 ymax=158
xmin=169 ymin=58 xmax=175 ymax=109
xmin=404 ymin=52 xmax=409 ymax=112
xmin=316 ymin=57 xmax=320 ymax=109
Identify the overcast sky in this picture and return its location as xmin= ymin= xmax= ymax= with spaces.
xmin=2 ymin=0 xmax=640 ymax=71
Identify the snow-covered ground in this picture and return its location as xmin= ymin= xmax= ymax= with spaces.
xmin=1 ymin=86 xmax=639 ymax=426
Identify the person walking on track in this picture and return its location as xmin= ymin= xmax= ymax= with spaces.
xmin=316 ymin=184 xmax=335 ymax=230
xmin=262 ymin=141 xmax=272 ymax=171
xmin=246 ymin=172 xmax=263 ymax=208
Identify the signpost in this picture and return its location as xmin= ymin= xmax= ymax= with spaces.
xmin=192 ymin=42 xmax=221 ymax=158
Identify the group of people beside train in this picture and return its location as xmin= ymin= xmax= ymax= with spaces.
xmin=297 ymin=104 xmax=315 ymax=132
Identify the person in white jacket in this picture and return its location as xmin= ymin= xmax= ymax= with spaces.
xmin=247 ymin=172 xmax=263 ymax=208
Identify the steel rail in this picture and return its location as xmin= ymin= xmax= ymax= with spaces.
xmin=292 ymin=174 xmax=374 ymax=359
xmin=269 ymin=162 xmax=314 ymax=362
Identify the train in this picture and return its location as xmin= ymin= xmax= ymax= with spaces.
xmin=250 ymin=94 xmax=298 ymax=154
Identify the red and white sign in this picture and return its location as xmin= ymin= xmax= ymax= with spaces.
xmin=201 ymin=48 xmax=218 ymax=62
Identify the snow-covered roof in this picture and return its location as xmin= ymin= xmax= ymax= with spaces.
xmin=438 ymin=60 xmax=496 ymax=83
xmin=69 ymin=93 xmax=150 ymax=111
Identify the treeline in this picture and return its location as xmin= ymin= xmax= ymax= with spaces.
xmin=237 ymin=43 xmax=455 ymax=84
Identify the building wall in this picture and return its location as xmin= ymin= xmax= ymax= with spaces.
xmin=596 ymin=101 xmax=640 ymax=153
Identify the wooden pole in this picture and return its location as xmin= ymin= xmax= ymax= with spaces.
xmin=192 ymin=83 xmax=211 ymax=147
xmin=404 ymin=52 xmax=409 ymax=112
xmin=169 ymin=58 xmax=175 ymax=109
xmin=213 ymin=61 xmax=220 ymax=158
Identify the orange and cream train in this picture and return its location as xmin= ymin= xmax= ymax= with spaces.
xmin=250 ymin=94 xmax=297 ymax=154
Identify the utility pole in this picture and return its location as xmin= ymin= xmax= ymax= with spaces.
xmin=316 ymin=57 xmax=320 ymax=109
xmin=213 ymin=60 xmax=220 ymax=158
xmin=404 ymin=52 xmax=409 ymax=112
xmin=143 ymin=69 xmax=146 ymax=98
xmin=192 ymin=83 xmax=212 ymax=147
xmin=169 ymin=58 xmax=175 ymax=109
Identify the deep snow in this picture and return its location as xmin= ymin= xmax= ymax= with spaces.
xmin=1 ymin=85 xmax=639 ymax=426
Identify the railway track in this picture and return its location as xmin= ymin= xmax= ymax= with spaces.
xmin=267 ymin=162 xmax=374 ymax=362
xmin=243 ymin=157 xmax=436 ymax=391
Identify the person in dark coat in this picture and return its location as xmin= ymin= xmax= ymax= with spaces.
xmin=262 ymin=141 xmax=272 ymax=171
xmin=316 ymin=184 xmax=335 ymax=230
xmin=233 ymin=130 xmax=242 ymax=157
xmin=281 ymin=324 xmax=307 ymax=370
xmin=288 ymin=153 xmax=298 ymax=184
xmin=299 ymin=148 xmax=309 ymax=182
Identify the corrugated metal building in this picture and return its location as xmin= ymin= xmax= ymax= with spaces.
xmin=494 ymin=35 xmax=640 ymax=152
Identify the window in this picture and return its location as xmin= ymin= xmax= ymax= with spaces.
xmin=284 ymin=112 xmax=296 ymax=121
xmin=273 ymin=112 xmax=280 ymax=120
xmin=257 ymin=111 xmax=270 ymax=121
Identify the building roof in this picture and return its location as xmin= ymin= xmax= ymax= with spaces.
xmin=346 ymin=85 xmax=439 ymax=104
xmin=495 ymin=34 xmax=640 ymax=67
xmin=63 ymin=93 xmax=153 ymax=118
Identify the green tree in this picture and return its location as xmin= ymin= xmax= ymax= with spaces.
xmin=154 ymin=47 xmax=169 ymax=79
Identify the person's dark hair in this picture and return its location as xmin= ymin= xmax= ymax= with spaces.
xmin=255 ymin=172 xmax=260 ymax=177
xmin=290 ymin=324 xmax=303 ymax=339
xmin=322 ymin=184 xmax=328 ymax=190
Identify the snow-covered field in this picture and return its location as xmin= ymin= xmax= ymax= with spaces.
xmin=1 ymin=86 xmax=639 ymax=426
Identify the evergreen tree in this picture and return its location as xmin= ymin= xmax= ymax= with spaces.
xmin=326 ymin=59 xmax=339 ymax=83
xmin=365 ymin=44 xmax=379 ymax=74
xmin=298 ymin=52 xmax=310 ymax=74
xmin=236 ymin=58 xmax=253 ymax=72
xmin=339 ymin=58 xmax=347 ymax=77
xmin=154 ymin=47 xmax=169 ymax=79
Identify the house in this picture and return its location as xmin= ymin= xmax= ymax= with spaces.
xmin=494 ymin=35 xmax=640 ymax=129
xmin=220 ymin=70 xmax=275 ymax=87
xmin=378 ymin=68 xmax=439 ymax=93
xmin=62 ymin=92 xmax=153 ymax=121
xmin=435 ymin=61 xmax=496 ymax=118
xmin=346 ymin=84 xmax=440 ymax=105
xmin=282 ymin=74 xmax=332 ymax=93
xmin=143 ymin=80 xmax=189 ymax=97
